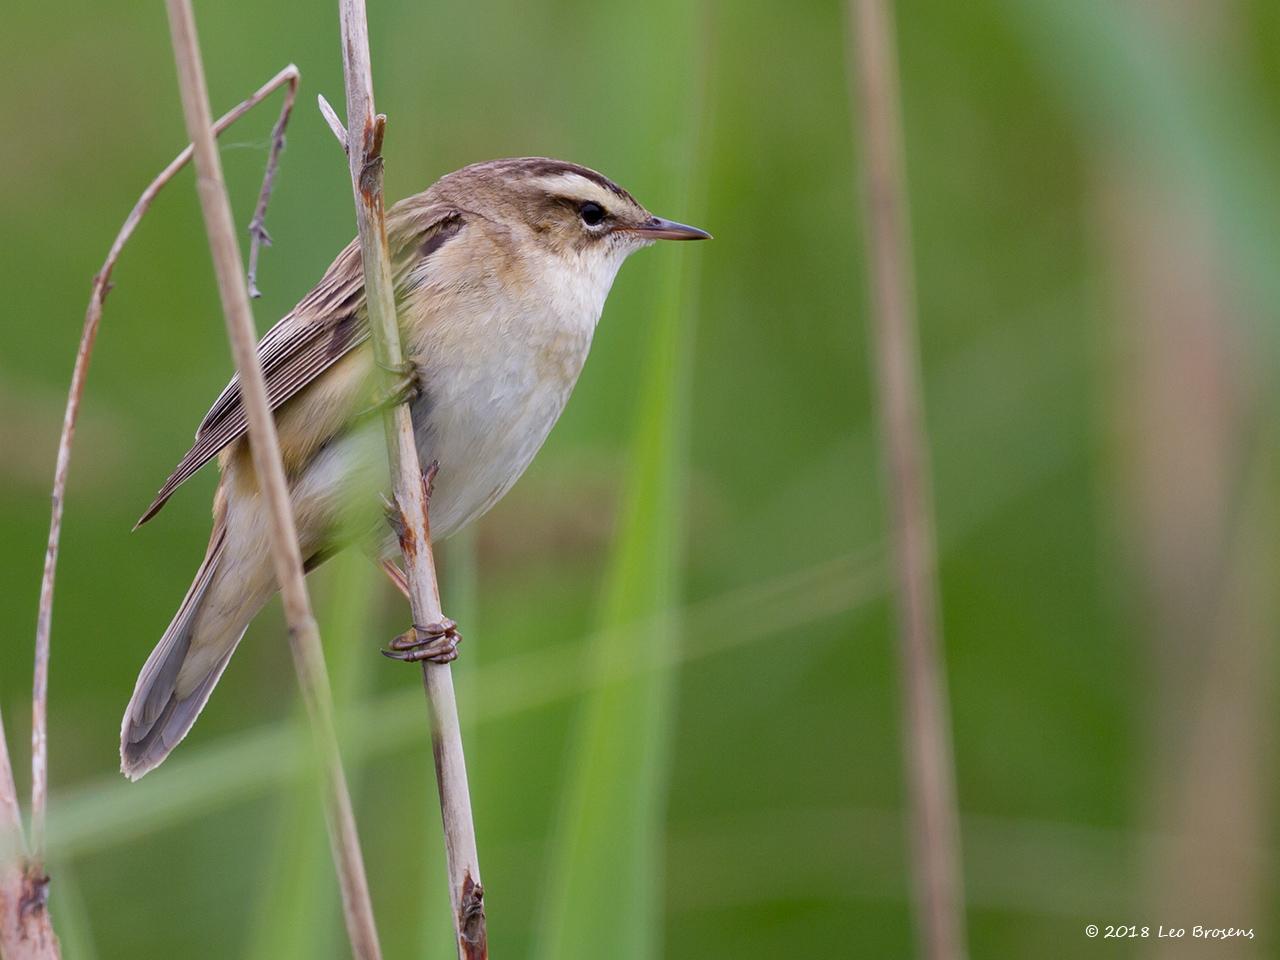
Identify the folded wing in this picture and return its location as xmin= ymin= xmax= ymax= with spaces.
xmin=136 ymin=202 xmax=463 ymax=527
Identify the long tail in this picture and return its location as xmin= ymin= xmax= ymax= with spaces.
xmin=120 ymin=523 xmax=255 ymax=780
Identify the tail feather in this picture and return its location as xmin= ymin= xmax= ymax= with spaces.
xmin=121 ymin=526 xmax=245 ymax=780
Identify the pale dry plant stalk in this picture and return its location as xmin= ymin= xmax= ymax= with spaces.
xmin=331 ymin=1 xmax=487 ymax=955
xmin=847 ymin=0 xmax=968 ymax=957
xmin=0 ymin=707 xmax=59 ymax=959
xmin=162 ymin=2 xmax=382 ymax=956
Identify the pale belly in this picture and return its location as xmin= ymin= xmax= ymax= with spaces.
xmin=407 ymin=341 xmax=584 ymax=541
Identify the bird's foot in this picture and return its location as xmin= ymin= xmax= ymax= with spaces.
xmin=382 ymin=618 xmax=461 ymax=664
xmin=360 ymin=360 xmax=421 ymax=417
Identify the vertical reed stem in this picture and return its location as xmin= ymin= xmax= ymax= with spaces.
xmin=162 ymin=4 xmax=382 ymax=956
xmin=334 ymin=2 xmax=487 ymax=956
xmin=847 ymin=1 xmax=967 ymax=957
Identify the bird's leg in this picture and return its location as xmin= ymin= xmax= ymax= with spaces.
xmin=359 ymin=358 xmax=421 ymax=418
xmin=381 ymin=460 xmax=462 ymax=664
xmin=421 ymin=458 xmax=439 ymax=501
xmin=378 ymin=558 xmax=411 ymax=599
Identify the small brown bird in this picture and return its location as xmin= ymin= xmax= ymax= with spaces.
xmin=121 ymin=157 xmax=709 ymax=779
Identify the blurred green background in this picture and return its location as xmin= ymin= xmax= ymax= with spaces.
xmin=3 ymin=0 xmax=1279 ymax=956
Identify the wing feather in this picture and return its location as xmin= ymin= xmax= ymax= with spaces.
xmin=136 ymin=202 xmax=463 ymax=527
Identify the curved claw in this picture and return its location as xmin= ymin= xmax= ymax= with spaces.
xmin=382 ymin=619 xmax=462 ymax=664
xmin=381 ymin=643 xmax=459 ymax=664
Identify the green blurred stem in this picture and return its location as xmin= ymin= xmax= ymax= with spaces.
xmin=534 ymin=5 xmax=709 ymax=956
xmin=46 ymin=864 xmax=97 ymax=960
xmin=534 ymin=269 xmax=694 ymax=960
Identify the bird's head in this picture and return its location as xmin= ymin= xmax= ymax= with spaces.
xmin=427 ymin=157 xmax=711 ymax=267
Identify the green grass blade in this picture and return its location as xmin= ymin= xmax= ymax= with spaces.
xmin=533 ymin=7 xmax=710 ymax=957
xmin=532 ymin=280 xmax=694 ymax=959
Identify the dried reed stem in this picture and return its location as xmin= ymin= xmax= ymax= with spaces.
xmin=847 ymin=1 xmax=968 ymax=957
xmin=162 ymin=4 xmax=382 ymax=957
xmin=334 ymin=2 xmax=486 ymax=956
xmin=30 ymin=63 xmax=298 ymax=871
xmin=0 ymin=706 xmax=59 ymax=959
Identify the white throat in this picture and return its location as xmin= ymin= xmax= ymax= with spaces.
xmin=540 ymin=241 xmax=634 ymax=337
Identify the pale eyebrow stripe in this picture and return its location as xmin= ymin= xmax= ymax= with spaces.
xmin=524 ymin=173 xmax=617 ymax=205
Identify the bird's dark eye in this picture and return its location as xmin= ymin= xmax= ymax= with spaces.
xmin=579 ymin=201 xmax=606 ymax=226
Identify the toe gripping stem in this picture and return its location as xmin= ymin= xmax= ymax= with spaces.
xmin=360 ymin=358 xmax=421 ymax=419
xmin=382 ymin=619 xmax=461 ymax=664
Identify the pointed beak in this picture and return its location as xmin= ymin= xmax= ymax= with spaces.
xmin=623 ymin=216 xmax=713 ymax=241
